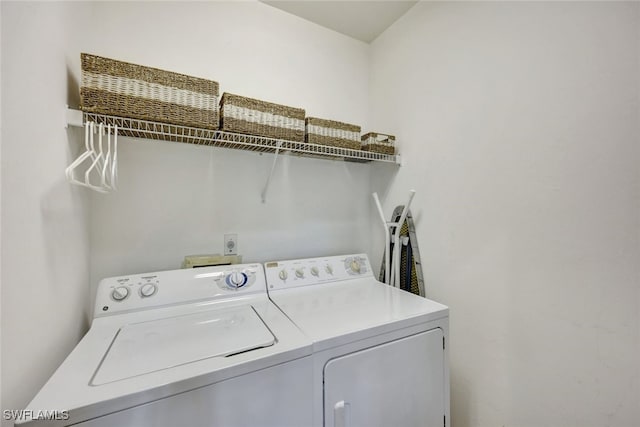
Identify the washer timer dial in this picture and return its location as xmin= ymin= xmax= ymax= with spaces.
xmin=111 ymin=286 xmax=130 ymax=301
xmin=344 ymin=256 xmax=367 ymax=275
xmin=226 ymin=271 xmax=248 ymax=289
xmin=140 ymin=283 xmax=157 ymax=298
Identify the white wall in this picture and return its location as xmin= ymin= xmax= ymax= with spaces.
xmin=1 ymin=2 xmax=93 ymax=424
xmin=370 ymin=2 xmax=640 ymax=426
xmin=86 ymin=1 xmax=373 ymax=291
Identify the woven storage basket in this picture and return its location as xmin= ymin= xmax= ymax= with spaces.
xmin=220 ymin=93 xmax=305 ymax=142
xmin=305 ymin=117 xmax=361 ymax=150
xmin=80 ymin=53 xmax=219 ymax=130
xmin=361 ymin=132 xmax=396 ymax=155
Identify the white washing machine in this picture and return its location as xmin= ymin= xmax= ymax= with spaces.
xmin=18 ymin=264 xmax=313 ymax=427
xmin=264 ymin=254 xmax=450 ymax=427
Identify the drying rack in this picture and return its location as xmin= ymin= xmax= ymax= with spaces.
xmin=66 ymin=108 xmax=401 ymax=201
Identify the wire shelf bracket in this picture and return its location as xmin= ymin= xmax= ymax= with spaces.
xmin=262 ymin=140 xmax=283 ymax=203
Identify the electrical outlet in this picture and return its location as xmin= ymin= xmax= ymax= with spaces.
xmin=224 ymin=234 xmax=238 ymax=255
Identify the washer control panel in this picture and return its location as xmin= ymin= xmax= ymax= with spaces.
xmin=95 ymin=264 xmax=263 ymax=317
xmin=264 ymin=254 xmax=373 ymax=291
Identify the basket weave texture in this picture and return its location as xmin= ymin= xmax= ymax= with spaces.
xmin=80 ymin=53 xmax=219 ymax=129
xmin=305 ymin=117 xmax=361 ymax=150
xmin=220 ymin=93 xmax=305 ymax=142
xmin=361 ymin=132 xmax=396 ymax=155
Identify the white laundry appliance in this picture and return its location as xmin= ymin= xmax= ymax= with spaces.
xmin=18 ymin=264 xmax=313 ymax=427
xmin=264 ymin=254 xmax=450 ymax=427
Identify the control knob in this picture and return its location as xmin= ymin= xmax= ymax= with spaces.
xmin=140 ymin=283 xmax=157 ymax=297
xmin=351 ymin=259 xmax=361 ymax=273
xmin=295 ymin=268 xmax=305 ymax=278
xmin=279 ymin=269 xmax=288 ymax=281
xmin=226 ymin=271 xmax=247 ymax=289
xmin=111 ymin=286 xmax=129 ymax=301
xmin=310 ymin=266 xmax=319 ymax=277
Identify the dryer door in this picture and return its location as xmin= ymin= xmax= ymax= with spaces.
xmin=324 ymin=328 xmax=444 ymax=427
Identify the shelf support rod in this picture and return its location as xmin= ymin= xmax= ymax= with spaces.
xmin=66 ymin=106 xmax=83 ymax=128
xmin=261 ymin=141 xmax=283 ymax=203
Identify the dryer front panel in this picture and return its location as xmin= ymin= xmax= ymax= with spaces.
xmin=323 ymin=328 xmax=445 ymax=427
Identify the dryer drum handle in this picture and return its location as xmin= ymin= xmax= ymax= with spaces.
xmin=333 ymin=400 xmax=351 ymax=427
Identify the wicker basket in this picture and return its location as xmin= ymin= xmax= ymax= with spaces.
xmin=220 ymin=93 xmax=305 ymax=142
xmin=305 ymin=117 xmax=361 ymax=150
xmin=80 ymin=53 xmax=219 ymax=130
xmin=361 ymin=132 xmax=396 ymax=155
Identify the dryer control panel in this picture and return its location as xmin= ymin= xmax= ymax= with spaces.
xmin=94 ymin=264 xmax=265 ymax=317
xmin=264 ymin=254 xmax=373 ymax=291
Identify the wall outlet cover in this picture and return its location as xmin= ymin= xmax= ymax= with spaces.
xmin=224 ymin=234 xmax=238 ymax=255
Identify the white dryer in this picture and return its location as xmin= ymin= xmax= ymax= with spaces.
xmin=265 ymin=254 xmax=450 ymax=427
xmin=18 ymin=264 xmax=313 ymax=427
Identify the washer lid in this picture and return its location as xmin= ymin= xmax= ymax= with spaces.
xmin=92 ymin=305 xmax=275 ymax=385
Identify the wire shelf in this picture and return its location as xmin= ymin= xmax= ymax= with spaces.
xmin=83 ymin=112 xmax=400 ymax=164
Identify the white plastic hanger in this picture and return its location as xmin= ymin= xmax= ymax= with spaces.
xmin=66 ymin=122 xmax=96 ymax=186
xmin=82 ymin=123 xmax=108 ymax=193
xmin=66 ymin=121 xmax=119 ymax=193
xmin=110 ymin=125 xmax=118 ymax=190
xmin=100 ymin=124 xmax=112 ymax=190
